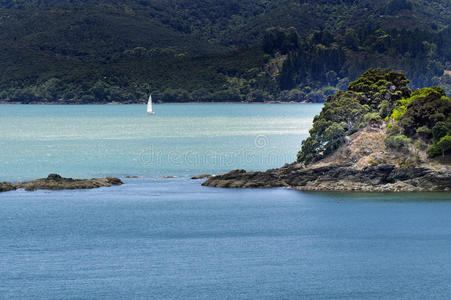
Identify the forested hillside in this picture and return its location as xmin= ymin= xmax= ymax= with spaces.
xmin=0 ymin=0 xmax=451 ymax=103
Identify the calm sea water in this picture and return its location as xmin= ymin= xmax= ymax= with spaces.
xmin=0 ymin=104 xmax=320 ymax=181
xmin=1 ymin=104 xmax=451 ymax=299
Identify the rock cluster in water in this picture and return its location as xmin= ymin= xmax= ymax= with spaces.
xmin=0 ymin=174 xmax=123 ymax=193
xmin=202 ymin=164 xmax=451 ymax=192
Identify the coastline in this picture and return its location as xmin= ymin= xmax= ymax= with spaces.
xmin=200 ymin=70 xmax=451 ymax=193
xmin=201 ymin=163 xmax=451 ymax=192
xmin=0 ymin=100 xmax=316 ymax=105
xmin=202 ymin=122 xmax=451 ymax=193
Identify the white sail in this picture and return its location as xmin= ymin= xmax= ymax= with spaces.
xmin=147 ymin=94 xmax=155 ymax=114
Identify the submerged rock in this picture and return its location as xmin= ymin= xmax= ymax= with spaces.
xmin=0 ymin=174 xmax=123 ymax=192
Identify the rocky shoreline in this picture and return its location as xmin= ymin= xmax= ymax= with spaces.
xmin=202 ymin=163 xmax=451 ymax=192
xmin=0 ymin=174 xmax=123 ymax=193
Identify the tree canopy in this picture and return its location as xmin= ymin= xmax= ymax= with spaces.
xmin=0 ymin=0 xmax=451 ymax=103
xmin=297 ymin=69 xmax=451 ymax=164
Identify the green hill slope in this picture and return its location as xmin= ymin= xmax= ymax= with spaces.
xmin=0 ymin=0 xmax=450 ymax=103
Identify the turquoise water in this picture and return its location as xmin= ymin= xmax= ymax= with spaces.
xmin=1 ymin=104 xmax=451 ymax=299
xmin=0 ymin=104 xmax=320 ymax=181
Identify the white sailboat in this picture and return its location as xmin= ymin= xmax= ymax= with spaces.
xmin=147 ymin=94 xmax=155 ymax=115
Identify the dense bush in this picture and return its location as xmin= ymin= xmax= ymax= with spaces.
xmin=395 ymin=87 xmax=450 ymax=137
xmin=298 ymin=69 xmax=451 ymax=164
xmin=1 ymin=0 xmax=451 ymax=103
xmin=347 ymin=69 xmax=411 ymax=109
xmin=385 ymin=135 xmax=411 ymax=151
xmin=416 ymin=126 xmax=432 ymax=139
xmin=427 ymin=144 xmax=443 ymax=158
xmin=297 ymin=90 xmax=370 ymax=163
xmin=385 ymin=86 xmax=451 ymax=158
xmin=432 ymin=122 xmax=449 ymax=142
xmin=437 ymin=136 xmax=451 ymax=157
xmin=297 ymin=68 xmax=414 ymax=164
xmin=363 ymin=112 xmax=383 ymax=127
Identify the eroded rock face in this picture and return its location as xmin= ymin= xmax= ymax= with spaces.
xmin=0 ymin=174 xmax=123 ymax=192
xmin=202 ymin=164 xmax=451 ymax=192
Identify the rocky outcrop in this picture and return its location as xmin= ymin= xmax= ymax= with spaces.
xmin=203 ymin=70 xmax=451 ymax=193
xmin=0 ymin=182 xmax=17 ymax=193
xmin=201 ymin=123 xmax=451 ymax=192
xmin=191 ymin=174 xmax=213 ymax=180
xmin=0 ymin=174 xmax=123 ymax=192
xmin=202 ymin=163 xmax=451 ymax=192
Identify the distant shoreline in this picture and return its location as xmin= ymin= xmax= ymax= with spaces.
xmin=0 ymin=100 xmax=318 ymax=105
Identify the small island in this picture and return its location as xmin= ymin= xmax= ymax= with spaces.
xmin=0 ymin=174 xmax=123 ymax=193
xmin=203 ymin=69 xmax=451 ymax=192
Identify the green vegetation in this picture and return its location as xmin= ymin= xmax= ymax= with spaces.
xmin=0 ymin=0 xmax=451 ymax=103
xmin=388 ymin=86 xmax=451 ymax=157
xmin=384 ymin=134 xmax=411 ymax=152
xmin=297 ymin=68 xmax=451 ymax=164
xmin=297 ymin=69 xmax=410 ymax=164
xmin=437 ymin=136 xmax=451 ymax=157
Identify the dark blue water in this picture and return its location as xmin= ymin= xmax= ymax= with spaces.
xmin=1 ymin=178 xmax=451 ymax=299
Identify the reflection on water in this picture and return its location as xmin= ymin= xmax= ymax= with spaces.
xmin=0 ymin=104 xmax=322 ymax=181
